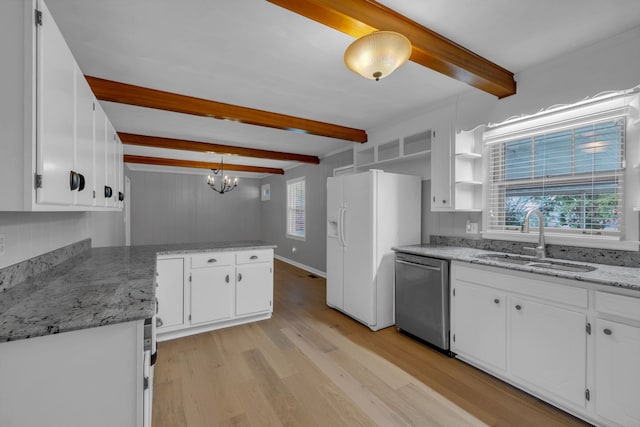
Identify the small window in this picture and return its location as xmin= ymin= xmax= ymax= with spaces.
xmin=286 ymin=177 xmax=305 ymax=240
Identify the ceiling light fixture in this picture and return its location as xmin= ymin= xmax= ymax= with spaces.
xmin=344 ymin=31 xmax=412 ymax=81
xmin=207 ymin=156 xmax=238 ymax=194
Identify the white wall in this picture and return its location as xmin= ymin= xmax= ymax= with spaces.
xmin=0 ymin=210 xmax=125 ymax=269
xmin=128 ymin=170 xmax=261 ymax=245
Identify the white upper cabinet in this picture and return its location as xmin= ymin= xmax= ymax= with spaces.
xmin=35 ymin=0 xmax=75 ymax=206
xmin=74 ymin=65 xmax=96 ymax=207
xmin=430 ymin=120 xmax=453 ymax=210
xmin=0 ymin=0 xmax=123 ymax=211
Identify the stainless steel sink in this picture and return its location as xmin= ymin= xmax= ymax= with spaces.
xmin=474 ymin=254 xmax=597 ymax=272
xmin=474 ymin=254 xmax=534 ymax=265
xmin=528 ymin=262 xmax=597 ymax=273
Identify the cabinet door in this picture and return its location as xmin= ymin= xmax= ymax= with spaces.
xmin=156 ymin=258 xmax=184 ymax=330
xmin=93 ymin=101 xmax=107 ymax=207
xmin=104 ymin=120 xmax=118 ymax=208
xmin=430 ymin=124 xmax=453 ymax=211
xmin=36 ymin=0 xmax=76 ymax=205
xmin=452 ymin=281 xmax=506 ymax=370
xmin=236 ymin=263 xmax=273 ymax=316
xmin=595 ymin=319 xmax=640 ymax=427
xmin=510 ymin=297 xmax=586 ymax=407
xmin=326 ymin=176 xmax=344 ymax=309
xmin=74 ymin=67 xmax=95 ymax=207
xmin=191 ymin=267 xmax=234 ymax=324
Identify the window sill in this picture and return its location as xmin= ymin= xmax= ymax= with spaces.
xmin=286 ymin=233 xmax=306 ymax=242
xmin=482 ymin=231 xmax=639 ymax=252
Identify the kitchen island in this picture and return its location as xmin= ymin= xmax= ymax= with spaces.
xmin=0 ymin=240 xmax=275 ymax=427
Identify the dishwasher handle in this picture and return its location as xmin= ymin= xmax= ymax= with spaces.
xmin=395 ymin=259 xmax=442 ymax=272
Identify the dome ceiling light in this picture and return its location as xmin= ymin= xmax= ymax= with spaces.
xmin=344 ymin=31 xmax=412 ymax=81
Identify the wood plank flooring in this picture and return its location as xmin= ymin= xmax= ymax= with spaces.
xmin=153 ymin=260 xmax=589 ymax=427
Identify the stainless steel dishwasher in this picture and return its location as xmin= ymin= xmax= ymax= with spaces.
xmin=395 ymin=252 xmax=450 ymax=353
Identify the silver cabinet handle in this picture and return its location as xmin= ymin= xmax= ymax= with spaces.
xmin=207 ymin=258 xmax=217 ymax=263
xmin=494 ymin=298 xmax=500 ymax=304
xmin=515 ymin=304 xmax=522 ymax=310
xmin=603 ymin=328 xmax=612 ymax=335
xmin=250 ymin=255 xmax=258 ymax=260
xmin=225 ymin=274 xmax=230 ymax=283
xmin=156 ymin=317 xmax=163 ymax=328
xmin=155 ymin=297 xmax=159 ymax=314
xmin=238 ymin=273 xmax=242 ymax=282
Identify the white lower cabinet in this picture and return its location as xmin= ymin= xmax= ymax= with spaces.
xmin=510 ymin=296 xmax=586 ymax=407
xmin=156 ymin=248 xmax=273 ymax=341
xmin=0 ymin=321 xmax=143 ymax=427
xmin=594 ymin=292 xmax=640 ymax=427
xmin=236 ymin=263 xmax=273 ymax=316
xmin=155 ymin=257 xmax=184 ymax=330
xmin=452 ymin=282 xmax=506 ymax=371
xmin=191 ymin=266 xmax=234 ymax=324
xmin=451 ymin=261 xmax=640 ymax=427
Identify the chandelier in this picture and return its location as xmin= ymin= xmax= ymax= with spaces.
xmin=207 ymin=156 xmax=238 ymax=194
xmin=344 ymin=31 xmax=412 ymax=81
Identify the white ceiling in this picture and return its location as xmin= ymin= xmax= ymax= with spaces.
xmin=46 ymin=0 xmax=640 ymax=178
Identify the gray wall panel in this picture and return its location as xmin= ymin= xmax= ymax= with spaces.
xmin=129 ymin=170 xmax=261 ymax=245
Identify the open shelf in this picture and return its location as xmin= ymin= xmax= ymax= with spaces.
xmin=356 ymin=149 xmax=431 ymax=170
xmin=456 ymin=152 xmax=482 ymax=159
xmin=455 ymin=180 xmax=482 ymax=186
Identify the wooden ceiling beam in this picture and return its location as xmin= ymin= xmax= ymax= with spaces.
xmin=86 ymin=76 xmax=367 ymax=143
xmin=119 ymin=132 xmax=320 ymax=164
xmin=267 ymin=0 xmax=516 ymax=98
xmin=124 ymin=155 xmax=285 ymax=175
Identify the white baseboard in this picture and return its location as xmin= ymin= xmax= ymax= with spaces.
xmin=274 ymin=254 xmax=327 ymax=278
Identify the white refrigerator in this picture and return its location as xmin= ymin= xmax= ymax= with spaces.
xmin=326 ymin=170 xmax=421 ymax=331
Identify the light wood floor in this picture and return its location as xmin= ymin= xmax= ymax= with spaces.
xmin=153 ymin=260 xmax=589 ymax=427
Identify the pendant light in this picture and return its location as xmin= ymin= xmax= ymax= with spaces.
xmin=344 ymin=31 xmax=412 ymax=81
xmin=207 ymin=156 xmax=238 ymax=194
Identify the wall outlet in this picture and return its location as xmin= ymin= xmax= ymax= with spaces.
xmin=291 ymin=247 xmax=297 ymax=253
xmin=466 ymin=221 xmax=479 ymax=234
xmin=0 ymin=234 xmax=5 ymax=256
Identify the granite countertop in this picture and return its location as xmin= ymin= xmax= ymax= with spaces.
xmin=0 ymin=240 xmax=275 ymax=343
xmin=393 ymin=244 xmax=640 ymax=293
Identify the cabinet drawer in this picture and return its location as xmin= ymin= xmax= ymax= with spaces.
xmin=236 ymin=249 xmax=272 ymax=265
xmin=454 ymin=263 xmax=588 ymax=308
xmin=191 ymin=252 xmax=234 ymax=269
xmin=596 ymin=291 xmax=640 ymax=321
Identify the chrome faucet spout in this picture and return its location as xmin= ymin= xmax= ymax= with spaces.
xmin=521 ymin=209 xmax=546 ymax=259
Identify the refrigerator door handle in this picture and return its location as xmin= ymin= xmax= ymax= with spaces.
xmin=339 ymin=207 xmax=347 ymax=247
xmin=336 ymin=208 xmax=344 ymax=247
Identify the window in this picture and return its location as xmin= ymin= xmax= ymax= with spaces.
xmin=484 ymin=90 xmax=637 ymax=249
xmin=286 ymin=177 xmax=305 ymax=240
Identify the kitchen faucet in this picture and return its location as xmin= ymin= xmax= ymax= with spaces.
xmin=521 ymin=209 xmax=546 ymax=259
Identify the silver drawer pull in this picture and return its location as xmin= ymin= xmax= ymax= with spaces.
xmin=250 ymin=255 xmax=258 ymax=260
xmin=603 ymin=328 xmax=612 ymax=335
xmin=225 ymin=274 xmax=230 ymax=283
xmin=515 ymin=304 xmax=522 ymax=310
xmin=207 ymin=258 xmax=217 ymax=263
xmin=238 ymin=273 xmax=242 ymax=282
xmin=494 ymin=298 xmax=500 ymax=304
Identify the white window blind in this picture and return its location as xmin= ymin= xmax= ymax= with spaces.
xmin=287 ymin=177 xmax=305 ymax=239
xmin=486 ymin=116 xmax=626 ymax=238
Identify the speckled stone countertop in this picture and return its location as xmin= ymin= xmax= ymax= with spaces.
xmin=393 ymin=244 xmax=640 ymax=293
xmin=0 ymin=240 xmax=275 ymax=343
